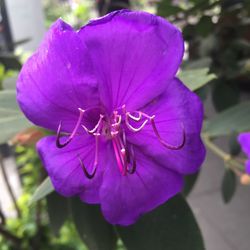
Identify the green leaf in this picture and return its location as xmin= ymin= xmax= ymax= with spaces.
xmin=47 ymin=192 xmax=70 ymax=235
xmin=221 ymin=169 xmax=237 ymax=203
xmin=0 ymin=90 xmax=31 ymax=144
xmin=70 ymin=198 xmax=117 ymax=250
xmin=157 ymin=0 xmax=183 ymax=17
xmin=183 ymin=172 xmax=200 ymax=197
xmin=204 ymin=101 xmax=250 ymax=137
xmin=117 ymin=195 xmax=204 ymax=250
xmin=196 ymin=16 xmax=214 ymax=37
xmin=179 ymin=68 xmax=216 ymax=91
xmin=30 ymin=177 xmax=54 ymax=205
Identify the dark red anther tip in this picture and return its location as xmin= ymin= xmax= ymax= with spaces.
xmin=56 ymin=122 xmax=72 ymax=148
xmin=78 ymin=157 xmax=97 ymax=179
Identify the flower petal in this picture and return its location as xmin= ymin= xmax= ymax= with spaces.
xmin=79 ymin=10 xmax=184 ymax=112
xmin=37 ymin=135 xmax=105 ymax=204
xmin=238 ymin=132 xmax=250 ymax=157
xmin=17 ymin=19 xmax=99 ymax=132
xmin=127 ymin=78 xmax=205 ymax=174
xmin=99 ymin=144 xmax=183 ymax=225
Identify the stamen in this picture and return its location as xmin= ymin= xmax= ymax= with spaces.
xmin=111 ymin=113 xmax=122 ymax=138
xmin=127 ymin=112 xmax=142 ymax=121
xmin=125 ymin=112 xmax=148 ymax=132
xmin=78 ymin=157 xmax=97 ymax=179
xmin=111 ymin=114 xmax=122 ymax=128
xmin=150 ymin=116 xmax=186 ymax=150
xmin=82 ymin=114 xmax=104 ymax=134
xmin=113 ymin=132 xmax=137 ymax=175
xmin=112 ymin=139 xmax=126 ymax=175
xmin=56 ymin=108 xmax=85 ymax=148
xmin=124 ymin=107 xmax=186 ymax=151
xmin=78 ymin=133 xmax=99 ymax=179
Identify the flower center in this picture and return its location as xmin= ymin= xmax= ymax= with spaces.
xmin=56 ymin=105 xmax=185 ymax=179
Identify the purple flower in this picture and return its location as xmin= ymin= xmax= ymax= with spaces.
xmin=17 ymin=10 xmax=205 ymax=225
xmin=238 ymin=132 xmax=250 ymax=174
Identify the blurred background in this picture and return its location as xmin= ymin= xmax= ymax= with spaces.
xmin=0 ymin=0 xmax=250 ymax=249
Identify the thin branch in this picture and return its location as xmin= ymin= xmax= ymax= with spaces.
xmin=0 ymin=224 xmax=21 ymax=245
xmin=202 ymin=134 xmax=231 ymax=161
xmin=0 ymin=207 xmax=5 ymax=225
xmin=202 ymin=134 xmax=245 ymax=173
xmin=0 ymin=154 xmax=21 ymax=218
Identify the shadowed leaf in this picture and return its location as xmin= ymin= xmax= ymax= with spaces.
xmin=70 ymin=198 xmax=117 ymax=250
xmin=117 ymin=195 xmax=204 ymax=250
xmin=179 ymin=68 xmax=216 ymax=91
xmin=205 ymin=101 xmax=250 ymax=137
xmin=222 ymin=169 xmax=237 ymax=203
xmin=47 ymin=192 xmax=70 ymax=235
xmin=0 ymin=90 xmax=31 ymax=144
xmin=30 ymin=177 xmax=54 ymax=204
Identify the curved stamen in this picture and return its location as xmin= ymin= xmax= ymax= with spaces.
xmin=111 ymin=114 xmax=122 ymax=128
xmin=125 ymin=112 xmax=148 ymax=132
xmin=78 ymin=157 xmax=97 ymax=179
xmin=111 ymin=113 xmax=122 ymax=137
xmin=127 ymin=112 xmax=142 ymax=121
xmin=82 ymin=114 xmax=104 ymax=134
xmin=116 ymin=133 xmax=136 ymax=175
xmin=56 ymin=108 xmax=85 ymax=148
xmin=78 ymin=134 xmax=99 ymax=179
xmin=150 ymin=115 xmax=186 ymax=150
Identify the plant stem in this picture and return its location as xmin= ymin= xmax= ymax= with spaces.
xmin=202 ymin=134 xmax=231 ymax=161
xmin=202 ymin=134 xmax=245 ymax=172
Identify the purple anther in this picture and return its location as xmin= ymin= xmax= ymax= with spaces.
xmin=150 ymin=116 xmax=186 ymax=150
xmin=79 ymin=157 xmax=97 ymax=179
xmin=78 ymin=133 xmax=100 ymax=179
xmin=56 ymin=108 xmax=85 ymax=148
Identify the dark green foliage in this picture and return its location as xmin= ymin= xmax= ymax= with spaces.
xmin=205 ymin=101 xmax=250 ymax=137
xmin=221 ymin=169 xmax=237 ymax=203
xmin=196 ymin=16 xmax=214 ymax=37
xmin=70 ymin=198 xmax=117 ymax=250
xmin=47 ymin=193 xmax=70 ymax=236
xmin=229 ymin=132 xmax=241 ymax=156
xmin=117 ymin=195 xmax=204 ymax=250
xmin=212 ymin=80 xmax=240 ymax=112
xmin=183 ymin=172 xmax=200 ymax=197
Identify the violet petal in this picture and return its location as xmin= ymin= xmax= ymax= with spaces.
xmin=238 ymin=132 xmax=250 ymax=157
xmin=99 ymin=144 xmax=183 ymax=225
xmin=17 ymin=19 xmax=99 ymax=132
xmin=37 ymin=135 xmax=106 ymax=203
xmin=79 ymin=10 xmax=184 ymax=113
xmin=127 ymin=78 xmax=206 ymax=174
